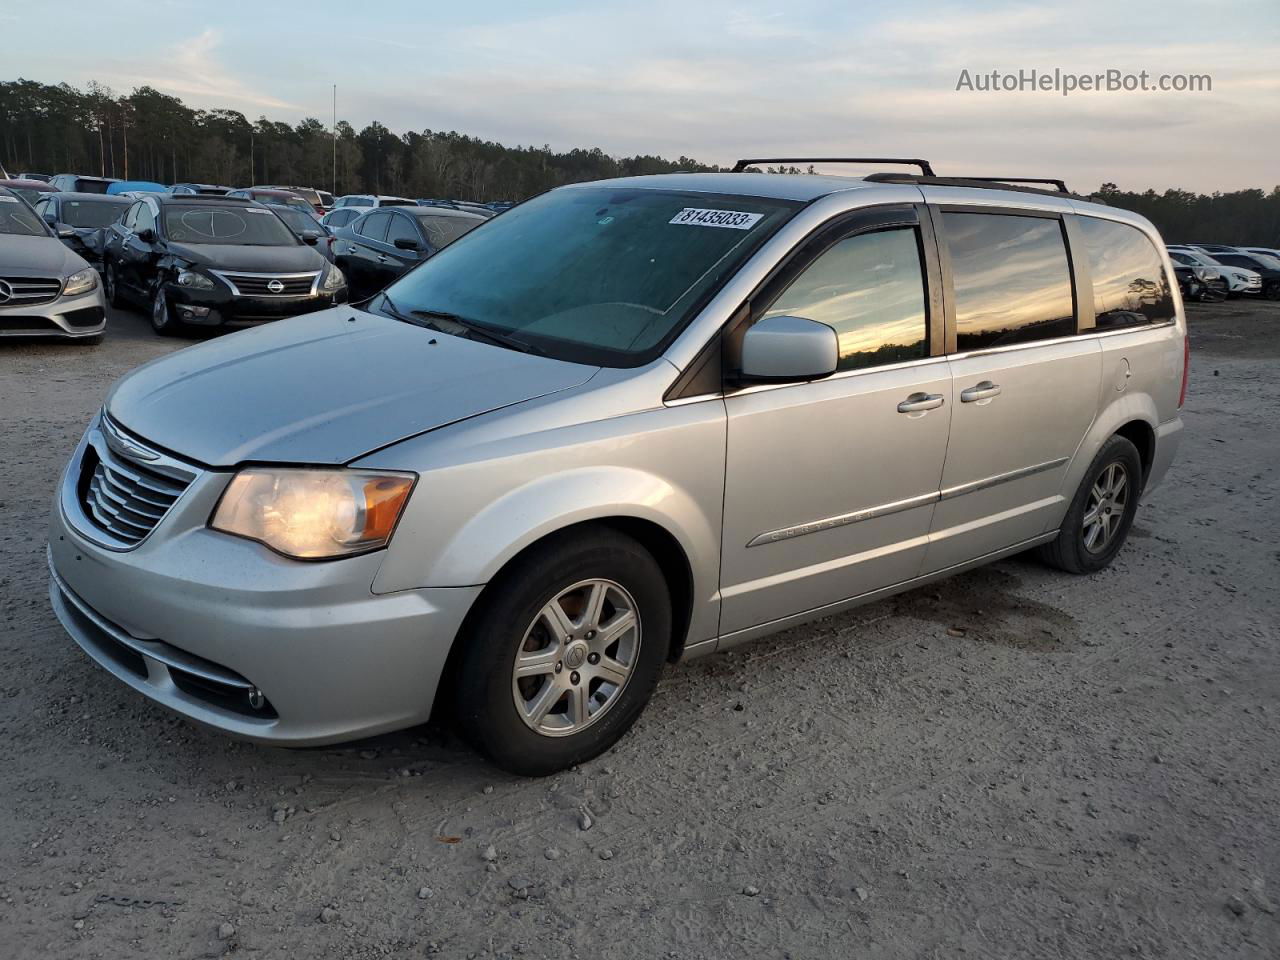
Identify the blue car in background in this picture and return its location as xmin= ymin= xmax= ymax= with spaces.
xmin=106 ymin=180 xmax=167 ymax=196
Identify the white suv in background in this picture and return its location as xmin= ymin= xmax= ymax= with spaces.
xmin=1166 ymin=246 xmax=1261 ymax=295
xmin=333 ymin=194 xmax=417 ymax=210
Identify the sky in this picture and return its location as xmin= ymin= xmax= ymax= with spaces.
xmin=6 ymin=0 xmax=1278 ymax=193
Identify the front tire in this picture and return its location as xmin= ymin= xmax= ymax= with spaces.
xmin=104 ymin=261 xmax=124 ymax=309
xmin=453 ymin=528 xmax=671 ymax=776
xmin=1038 ymin=435 xmax=1142 ymax=574
xmin=149 ymin=283 xmax=181 ymax=336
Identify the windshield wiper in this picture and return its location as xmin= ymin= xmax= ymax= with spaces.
xmin=408 ymin=308 xmax=546 ymax=356
xmin=377 ymin=291 xmax=419 ymax=325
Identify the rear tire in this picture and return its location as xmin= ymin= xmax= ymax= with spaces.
xmin=452 ymin=528 xmax=671 ymax=776
xmin=1038 ymin=435 xmax=1142 ymax=574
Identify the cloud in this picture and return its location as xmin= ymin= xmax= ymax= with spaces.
xmin=90 ymin=29 xmax=298 ymax=112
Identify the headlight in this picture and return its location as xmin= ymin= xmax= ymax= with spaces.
xmin=211 ymin=468 xmax=415 ymax=559
xmin=62 ymin=268 xmax=97 ymax=297
xmin=177 ymin=270 xmax=216 ymax=290
xmin=321 ymin=263 xmax=346 ymax=291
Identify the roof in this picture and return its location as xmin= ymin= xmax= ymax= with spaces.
xmin=408 ymin=206 xmax=486 ymax=220
xmin=55 ymin=191 xmax=132 ymax=203
xmin=155 ymin=194 xmax=253 ymax=206
xmin=0 ymin=178 xmax=56 ymax=190
xmin=561 ymin=172 xmax=883 ymax=202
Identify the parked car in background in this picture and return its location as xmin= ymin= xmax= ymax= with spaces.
xmin=106 ymin=180 xmax=167 ymax=196
xmin=170 ymin=183 xmax=233 ymax=196
xmin=1166 ymin=251 xmax=1228 ymax=299
xmin=30 ymin=192 xmax=131 ymax=268
xmin=320 ymin=207 xmax=363 ymax=232
xmin=333 ymin=194 xmax=416 ymax=210
xmin=46 ymin=168 xmax=1186 ymax=774
xmin=1171 ymin=263 xmax=1208 ymax=302
xmin=487 ymin=201 xmax=515 ymax=213
xmin=15 ymin=172 xmax=52 ymax=183
xmin=100 ymin=194 xmax=345 ymax=335
xmin=0 ymin=177 xmax=57 ymax=206
xmin=1166 ymin=246 xmax=1262 ymax=296
xmin=333 ymin=205 xmax=484 ymax=298
xmin=1183 ymin=243 xmax=1237 ymax=255
xmin=417 ymin=198 xmax=496 ymax=219
xmin=48 ymin=174 xmax=120 ymax=194
xmin=1209 ymin=251 xmax=1280 ymax=299
xmin=1241 ymin=246 xmax=1280 ymax=262
xmin=226 ymin=188 xmax=314 ymax=214
xmin=0 ymin=186 xmax=105 ymax=341
xmin=317 ymin=190 xmax=335 ymax=211
xmin=252 ymin=185 xmax=327 ymax=213
xmin=261 ymin=203 xmax=334 ymax=261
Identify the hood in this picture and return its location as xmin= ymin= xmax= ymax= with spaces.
xmin=0 ymin=234 xmax=87 ymax=275
xmin=165 ymin=241 xmax=326 ymax=274
xmin=106 ymin=307 xmax=599 ymax=466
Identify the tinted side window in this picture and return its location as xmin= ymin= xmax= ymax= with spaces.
xmin=386 ymin=213 xmax=420 ymax=246
xmin=1078 ymin=217 xmax=1175 ymax=329
xmin=762 ymin=226 xmax=929 ymax=372
xmin=359 ymin=212 xmax=391 ymax=242
xmin=135 ymin=204 xmax=156 ymax=234
xmin=1215 ymin=254 xmax=1263 ymax=270
xmin=943 ymin=212 xmax=1075 ymax=350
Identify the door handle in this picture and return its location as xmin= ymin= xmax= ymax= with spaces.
xmin=897 ymin=392 xmax=945 ymax=413
xmin=376 ymin=255 xmax=389 ymax=263
xmin=960 ymin=381 xmax=1002 ymax=403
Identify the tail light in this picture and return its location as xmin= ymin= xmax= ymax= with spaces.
xmin=1178 ymin=333 xmax=1190 ymax=408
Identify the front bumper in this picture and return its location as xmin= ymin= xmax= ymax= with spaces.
xmin=167 ymin=284 xmax=347 ymax=326
xmin=0 ymin=284 xmax=106 ymax=338
xmin=47 ymin=420 xmax=480 ymax=745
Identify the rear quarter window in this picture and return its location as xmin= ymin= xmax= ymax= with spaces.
xmin=1078 ymin=217 xmax=1175 ymax=329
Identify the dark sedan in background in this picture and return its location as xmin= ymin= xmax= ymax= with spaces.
xmin=31 ymin=192 xmax=131 ymax=267
xmin=333 ymin=205 xmax=484 ymax=299
xmin=101 ymin=194 xmax=345 ymax=335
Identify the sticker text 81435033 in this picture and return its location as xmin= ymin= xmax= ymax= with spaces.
xmin=668 ymin=208 xmax=763 ymax=230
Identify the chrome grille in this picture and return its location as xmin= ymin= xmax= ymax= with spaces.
xmin=0 ymin=275 xmax=62 ymax=307
xmin=76 ymin=421 xmax=195 ymax=546
xmin=213 ymin=271 xmax=319 ymax=297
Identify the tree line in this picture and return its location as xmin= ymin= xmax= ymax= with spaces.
xmin=2 ymin=79 xmax=1276 ymax=243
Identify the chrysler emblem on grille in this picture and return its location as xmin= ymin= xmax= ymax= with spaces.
xmin=102 ymin=419 xmax=160 ymax=462
xmin=266 ymin=279 xmax=285 ymax=294
xmin=0 ymin=279 xmax=12 ymax=304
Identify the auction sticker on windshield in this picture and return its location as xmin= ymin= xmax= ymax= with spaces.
xmin=668 ymin=208 xmax=763 ymax=230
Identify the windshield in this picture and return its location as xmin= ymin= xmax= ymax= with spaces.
xmin=382 ymin=187 xmax=799 ymax=365
xmin=0 ymin=197 xmax=47 ymax=236
xmin=73 ymin=179 xmax=112 ymax=194
xmin=62 ymin=199 xmax=127 ymax=228
xmin=162 ymin=205 xmax=299 ymax=246
xmin=270 ymin=206 xmax=320 ymax=234
xmin=414 ymin=213 xmax=482 ymax=249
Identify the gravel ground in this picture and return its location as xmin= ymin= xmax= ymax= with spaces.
xmin=1 ymin=299 xmax=1277 ymax=960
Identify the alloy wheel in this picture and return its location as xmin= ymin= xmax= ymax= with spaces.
xmin=510 ymin=579 xmax=641 ymax=737
xmin=1082 ymin=461 xmax=1129 ymax=554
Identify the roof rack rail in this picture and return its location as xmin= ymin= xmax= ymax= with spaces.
xmin=862 ymin=172 xmax=1086 ymax=199
xmin=731 ymin=157 xmax=935 ymax=176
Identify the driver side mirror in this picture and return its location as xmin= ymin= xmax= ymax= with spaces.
xmin=56 ymin=225 xmax=75 ymax=239
xmin=136 ymin=228 xmax=156 ymax=243
xmin=393 ymin=236 xmax=422 ymax=252
xmin=301 ymin=230 xmax=322 ymax=245
xmin=739 ymin=315 xmax=839 ymax=382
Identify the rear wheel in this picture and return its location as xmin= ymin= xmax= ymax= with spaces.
xmin=453 ymin=528 xmax=671 ymax=776
xmin=1038 ymin=435 xmax=1142 ymax=574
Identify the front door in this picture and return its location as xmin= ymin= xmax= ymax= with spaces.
xmin=719 ymin=206 xmax=953 ymax=637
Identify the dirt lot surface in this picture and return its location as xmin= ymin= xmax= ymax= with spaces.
xmin=2 ymin=300 xmax=1278 ymax=960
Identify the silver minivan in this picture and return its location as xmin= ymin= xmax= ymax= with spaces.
xmin=48 ymin=162 xmax=1186 ymax=774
